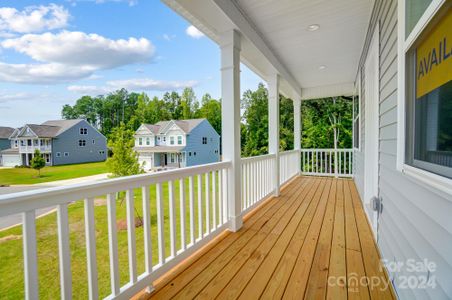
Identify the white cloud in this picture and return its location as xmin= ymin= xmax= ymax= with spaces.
xmin=68 ymin=78 xmax=198 ymax=95
xmin=0 ymin=4 xmax=70 ymax=34
xmin=186 ymin=25 xmax=204 ymax=39
xmin=1 ymin=31 xmax=154 ymax=69
xmin=0 ymin=62 xmax=93 ymax=84
xmin=67 ymin=0 xmax=138 ymax=6
xmin=163 ymin=34 xmax=175 ymax=41
xmin=0 ymin=31 xmax=155 ymax=84
xmin=0 ymin=92 xmax=30 ymax=103
xmin=67 ymin=85 xmax=111 ymax=95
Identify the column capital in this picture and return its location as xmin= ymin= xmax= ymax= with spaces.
xmin=219 ymin=29 xmax=241 ymax=50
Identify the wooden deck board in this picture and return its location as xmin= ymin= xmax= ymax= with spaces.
xmin=139 ymin=177 xmax=395 ymax=300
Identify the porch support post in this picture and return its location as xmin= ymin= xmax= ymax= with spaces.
xmin=293 ymin=98 xmax=301 ymax=175
xmin=220 ymin=29 xmax=242 ymax=232
xmin=268 ymin=73 xmax=280 ymax=196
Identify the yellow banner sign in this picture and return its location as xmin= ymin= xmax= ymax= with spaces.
xmin=416 ymin=9 xmax=452 ymax=98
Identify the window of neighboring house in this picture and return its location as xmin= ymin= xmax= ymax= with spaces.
xmin=20 ymin=140 xmax=24 ymax=146
xmin=45 ymin=154 xmax=50 ymax=163
xmin=146 ymin=137 xmax=150 ymax=145
xmin=27 ymin=139 xmax=32 ymax=146
xmin=163 ymin=136 xmax=166 ymax=142
xmin=34 ymin=140 xmax=39 ymax=146
xmin=79 ymin=140 xmax=86 ymax=147
xmin=14 ymin=140 xmax=18 ymax=148
xmin=92 ymin=139 xmax=95 ymax=144
xmin=405 ymin=8 xmax=452 ymax=179
xmin=189 ymin=152 xmax=192 ymax=156
xmin=170 ymin=136 xmax=175 ymax=145
xmin=80 ymin=128 xmax=88 ymax=135
xmin=177 ymin=136 xmax=182 ymax=145
xmin=99 ymin=150 xmax=105 ymax=155
xmin=194 ymin=152 xmax=197 ymax=156
xmin=202 ymin=137 xmax=207 ymax=144
xmin=139 ymin=138 xmax=143 ymax=146
xmin=170 ymin=153 xmax=175 ymax=163
xmin=56 ymin=152 xmax=61 ymax=157
xmin=64 ymin=152 xmax=69 ymax=157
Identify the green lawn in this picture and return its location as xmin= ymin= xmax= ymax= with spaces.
xmin=0 ymin=175 xmax=221 ymax=299
xmin=0 ymin=162 xmax=108 ymax=185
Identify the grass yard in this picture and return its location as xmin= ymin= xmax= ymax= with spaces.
xmin=0 ymin=161 xmax=108 ymax=185
xmin=0 ymin=174 xmax=222 ymax=299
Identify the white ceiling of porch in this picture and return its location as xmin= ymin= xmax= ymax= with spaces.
xmin=235 ymin=0 xmax=374 ymax=90
xmin=163 ymin=0 xmax=374 ymax=99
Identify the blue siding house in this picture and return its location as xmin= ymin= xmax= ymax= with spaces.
xmin=134 ymin=119 xmax=220 ymax=169
xmin=0 ymin=119 xmax=107 ymax=167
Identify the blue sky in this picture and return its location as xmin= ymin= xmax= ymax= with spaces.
xmin=0 ymin=0 xmax=262 ymax=127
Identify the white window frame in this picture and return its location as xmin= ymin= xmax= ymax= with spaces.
xmin=64 ymin=152 xmax=69 ymax=157
xmin=79 ymin=139 xmax=86 ymax=147
xmin=397 ymin=0 xmax=452 ymax=196
xmin=170 ymin=136 xmax=175 ymax=145
xmin=80 ymin=128 xmax=88 ymax=135
xmin=353 ymin=72 xmax=362 ymax=152
xmin=177 ymin=135 xmax=183 ymax=145
xmin=56 ymin=152 xmax=61 ymax=157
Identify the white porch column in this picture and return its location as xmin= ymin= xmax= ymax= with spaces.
xmin=220 ymin=29 xmax=242 ymax=232
xmin=268 ymin=73 xmax=280 ymax=196
xmin=293 ymin=98 xmax=301 ymax=174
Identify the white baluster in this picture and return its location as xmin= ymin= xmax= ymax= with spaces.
xmin=189 ymin=176 xmax=195 ymax=244
xmin=107 ymin=193 xmax=120 ymax=296
xmin=84 ymin=198 xmax=98 ymax=300
xmin=156 ymin=183 xmax=165 ymax=264
xmin=126 ymin=189 xmax=137 ymax=283
xmin=57 ymin=203 xmax=72 ymax=300
xmin=23 ymin=210 xmax=38 ymax=300
xmin=168 ymin=181 xmax=176 ymax=257
xmin=179 ymin=179 xmax=186 ymax=251
xmin=141 ymin=187 xmax=152 ymax=275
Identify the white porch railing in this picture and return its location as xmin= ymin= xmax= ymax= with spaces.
xmin=279 ymin=150 xmax=300 ymax=185
xmin=301 ymin=149 xmax=353 ymax=177
xmin=241 ymin=154 xmax=276 ymax=214
xmin=0 ymin=162 xmax=230 ymax=300
xmin=19 ymin=145 xmax=52 ymax=152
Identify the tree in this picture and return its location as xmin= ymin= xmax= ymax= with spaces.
xmin=196 ymin=93 xmax=222 ymax=134
xmin=106 ymin=123 xmax=142 ymax=177
xmin=30 ymin=149 xmax=46 ymax=177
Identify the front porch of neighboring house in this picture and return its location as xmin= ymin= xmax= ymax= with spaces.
xmin=0 ymin=1 xmax=402 ymax=299
xmin=137 ymin=149 xmax=186 ymax=170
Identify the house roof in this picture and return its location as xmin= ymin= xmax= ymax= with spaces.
xmin=17 ymin=119 xmax=84 ymax=138
xmin=148 ymin=119 xmax=205 ymax=134
xmin=0 ymin=127 xmax=15 ymax=139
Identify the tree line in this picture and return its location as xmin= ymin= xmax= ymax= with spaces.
xmin=62 ymin=83 xmax=352 ymax=157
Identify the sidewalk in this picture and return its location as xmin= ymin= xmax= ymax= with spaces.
xmin=0 ymin=173 xmax=110 ymax=230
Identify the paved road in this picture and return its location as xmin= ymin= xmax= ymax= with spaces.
xmin=0 ymin=173 xmax=109 ymax=230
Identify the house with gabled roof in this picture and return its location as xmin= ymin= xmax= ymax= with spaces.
xmin=0 ymin=119 xmax=107 ymax=167
xmin=134 ymin=118 xmax=220 ymax=169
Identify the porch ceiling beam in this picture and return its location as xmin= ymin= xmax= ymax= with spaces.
xmin=301 ymin=82 xmax=356 ymax=100
xmin=212 ymin=0 xmax=301 ymax=99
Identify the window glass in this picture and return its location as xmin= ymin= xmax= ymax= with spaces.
xmin=177 ymin=136 xmax=182 ymax=145
xmin=406 ymin=8 xmax=452 ymax=178
xmin=170 ymin=136 xmax=175 ymax=145
xmin=406 ymin=0 xmax=433 ymax=37
xmin=139 ymin=138 xmax=142 ymax=145
xmin=146 ymin=137 xmax=150 ymax=145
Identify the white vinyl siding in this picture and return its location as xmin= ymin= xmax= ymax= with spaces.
xmin=355 ymin=0 xmax=452 ymax=299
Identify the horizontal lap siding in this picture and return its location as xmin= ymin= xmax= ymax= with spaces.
xmin=356 ymin=0 xmax=452 ymax=298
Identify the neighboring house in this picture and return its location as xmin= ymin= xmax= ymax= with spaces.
xmin=134 ymin=119 xmax=220 ymax=170
xmin=0 ymin=127 xmax=15 ymax=151
xmin=0 ymin=119 xmax=107 ymax=167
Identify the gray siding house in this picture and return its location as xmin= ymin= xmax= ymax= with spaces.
xmin=0 ymin=127 xmax=14 ymax=151
xmin=0 ymin=119 xmax=107 ymax=167
xmin=134 ymin=119 xmax=220 ymax=170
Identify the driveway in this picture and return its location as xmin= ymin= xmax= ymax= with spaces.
xmin=0 ymin=173 xmax=109 ymax=230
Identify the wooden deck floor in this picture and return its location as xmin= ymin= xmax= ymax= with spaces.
xmin=138 ymin=177 xmax=395 ymax=300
